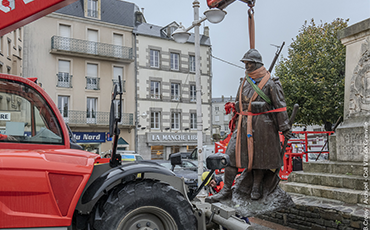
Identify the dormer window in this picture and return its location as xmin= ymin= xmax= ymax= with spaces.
xmin=160 ymin=22 xmax=179 ymax=38
xmin=85 ymin=0 xmax=100 ymax=19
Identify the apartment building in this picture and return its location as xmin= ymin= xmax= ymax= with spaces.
xmin=134 ymin=22 xmax=213 ymax=160
xmin=0 ymin=29 xmax=23 ymax=75
xmin=22 ymin=0 xmax=141 ymax=154
xmin=212 ymin=95 xmax=234 ymax=140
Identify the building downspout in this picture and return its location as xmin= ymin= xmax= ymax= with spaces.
xmin=133 ymin=32 xmax=138 ymax=154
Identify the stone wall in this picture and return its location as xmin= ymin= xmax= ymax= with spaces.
xmin=258 ymin=194 xmax=366 ymax=230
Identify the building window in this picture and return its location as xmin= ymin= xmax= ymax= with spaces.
xmin=58 ymin=96 xmax=70 ymax=122
xmin=190 ymin=113 xmax=197 ymax=130
xmin=7 ymin=39 xmax=11 ymax=58
xmin=87 ymin=29 xmax=98 ymax=55
xmin=171 ymin=83 xmax=180 ymax=101
xmin=87 ymin=0 xmax=98 ymax=18
xmin=86 ymin=63 xmax=99 ymax=90
xmin=151 ymin=111 xmax=160 ymax=129
xmin=113 ymin=66 xmax=124 ymax=91
xmin=170 ymin=53 xmax=179 ymax=70
xmin=150 ymin=81 xmax=161 ymax=99
xmin=215 ymin=106 xmax=219 ymax=111
xmin=87 ymin=97 xmax=97 ymax=123
xmin=224 ymin=114 xmax=229 ymax=121
xmin=0 ymin=36 xmax=2 ymax=54
xmin=215 ymin=115 xmax=220 ymax=122
xmin=150 ymin=49 xmax=159 ymax=68
xmin=18 ymin=28 xmax=21 ymax=40
xmin=189 ymin=55 xmax=195 ymax=72
xmin=171 ymin=112 xmax=180 ymax=130
xmin=13 ymin=30 xmax=17 ymax=49
xmin=190 ymin=84 xmax=196 ymax=102
xmin=57 ymin=60 xmax=72 ymax=88
xmin=113 ymin=33 xmax=123 ymax=58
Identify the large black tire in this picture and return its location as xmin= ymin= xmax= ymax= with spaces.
xmin=93 ymin=179 xmax=197 ymax=230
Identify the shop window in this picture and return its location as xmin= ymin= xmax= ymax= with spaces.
xmin=151 ymin=145 xmax=164 ymax=160
xmin=171 ymin=146 xmax=180 ymax=154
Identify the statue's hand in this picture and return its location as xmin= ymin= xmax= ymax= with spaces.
xmin=282 ymin=130 xmax=292 ymax=141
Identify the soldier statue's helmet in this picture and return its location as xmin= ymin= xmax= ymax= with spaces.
xmin=240 ymin=49 xmax=263 ymax=64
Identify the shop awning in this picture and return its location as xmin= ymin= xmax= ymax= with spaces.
xmin=118 ymin=137 xmax=129 ymax=145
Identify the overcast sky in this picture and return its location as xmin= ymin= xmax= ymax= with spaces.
xmin=127 ymin=0 xmax=370 ymax=98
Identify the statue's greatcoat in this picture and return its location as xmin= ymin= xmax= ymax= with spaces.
xmin=226 ymin=76 xmax=290 ymax=169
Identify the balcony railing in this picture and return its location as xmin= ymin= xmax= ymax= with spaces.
xmin=86 ymin=76 xmax=100 ymax=90
xmin=112 ymin=79 xmax=126 ymax=92
xmin=62 ymin=110 xmax=134 ymax=126
xmin=56 ymin=72 xmax=72 ymax=88
xmin=51 ymin=36 xmax=133 ymax=60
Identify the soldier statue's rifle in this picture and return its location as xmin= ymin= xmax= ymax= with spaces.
xmin=268 ymin=41 xmax=285 ymax=73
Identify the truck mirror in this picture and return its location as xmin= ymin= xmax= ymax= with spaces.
xmin=206 ymin=154 xmax=230 ymax=170
xmin=170 ymin=152 xmax=182 ymax=170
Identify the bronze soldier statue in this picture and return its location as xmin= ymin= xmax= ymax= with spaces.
xmin=207 ymin=49 xmax=291 ymax=202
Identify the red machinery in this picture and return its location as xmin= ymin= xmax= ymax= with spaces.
xmin=279 ymin=131 xmax=334 ymax=180
xmin=215 ymin=129 xmax=334 ymax=179
xmin=0 ymin=0 xmax=78 ymax=36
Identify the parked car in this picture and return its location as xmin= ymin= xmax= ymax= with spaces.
xmin=120 ymin=153 xmax=144 ymax=162
xmin=148 ymin=160 xmax=198 ymax=197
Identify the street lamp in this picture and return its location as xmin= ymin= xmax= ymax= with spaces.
xmin=172 ymin=0 xmax=226 ymax=191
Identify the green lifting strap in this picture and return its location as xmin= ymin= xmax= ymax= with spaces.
xmin=245 ymin=74 xmax=272 ymax=105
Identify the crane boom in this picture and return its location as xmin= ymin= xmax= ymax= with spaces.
xmin=0 ymin=0 xmax=78 ymax=36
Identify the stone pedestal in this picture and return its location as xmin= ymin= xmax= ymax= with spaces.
xmin=335 ymin=18 xmax=370 ymax=162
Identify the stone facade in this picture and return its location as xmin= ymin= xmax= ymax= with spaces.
xmin=134 ymin=22 xmax=212 ymax=160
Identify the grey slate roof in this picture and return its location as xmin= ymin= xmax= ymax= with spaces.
xmin=55 ymin=0 xmax=138 ymax=28
xmin=134 ymin=22 xmax=211 ymax=46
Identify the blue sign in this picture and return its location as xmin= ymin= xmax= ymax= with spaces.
xmin=73 ymin=132 xmax=106 ymax=143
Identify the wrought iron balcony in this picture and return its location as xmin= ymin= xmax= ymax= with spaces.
xmin=56 ymin=72 xmax=72 ymax=88
xmin=86 ymin=76 xmax=100 ymax=90
xmin=62 ymin=110 xmax=134 ymax=126
xmin=112 ymin=79 xmax=126 ymax=92
xmin=51 ymin=36 xmax=133 ymax=61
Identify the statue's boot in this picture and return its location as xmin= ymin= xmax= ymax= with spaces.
xmin=251 ymin=169 xmax=265 ymax=200
xmin=206 ymin=167 xmax=238 ymax=203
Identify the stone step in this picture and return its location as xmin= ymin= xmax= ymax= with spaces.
xmin=288 ymin=171 xmax=365 ymax=190
xmin=280 ymin=181 xmax=365 ymax=204
xmin=303 ymin=161 xmax=363 ymax=176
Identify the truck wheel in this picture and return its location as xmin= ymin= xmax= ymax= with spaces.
xmin=93 ymin=179 xmax=197 ymax=230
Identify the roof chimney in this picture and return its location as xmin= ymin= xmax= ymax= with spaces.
xmin=204 ymin=26 xmax=209 ymax=37
xmin=222 ymin=95 xmax=224 ymax=102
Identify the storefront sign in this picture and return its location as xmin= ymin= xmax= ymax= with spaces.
xmin=73 ymin=132 xmax=106 ymax=143
xmin=0 ymin=113 xmax=10 ymax=120
xmin=147 ymin=133 xmax=204 ymax=146
xmin=150 ymin=134 xmax=197 ymax=142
